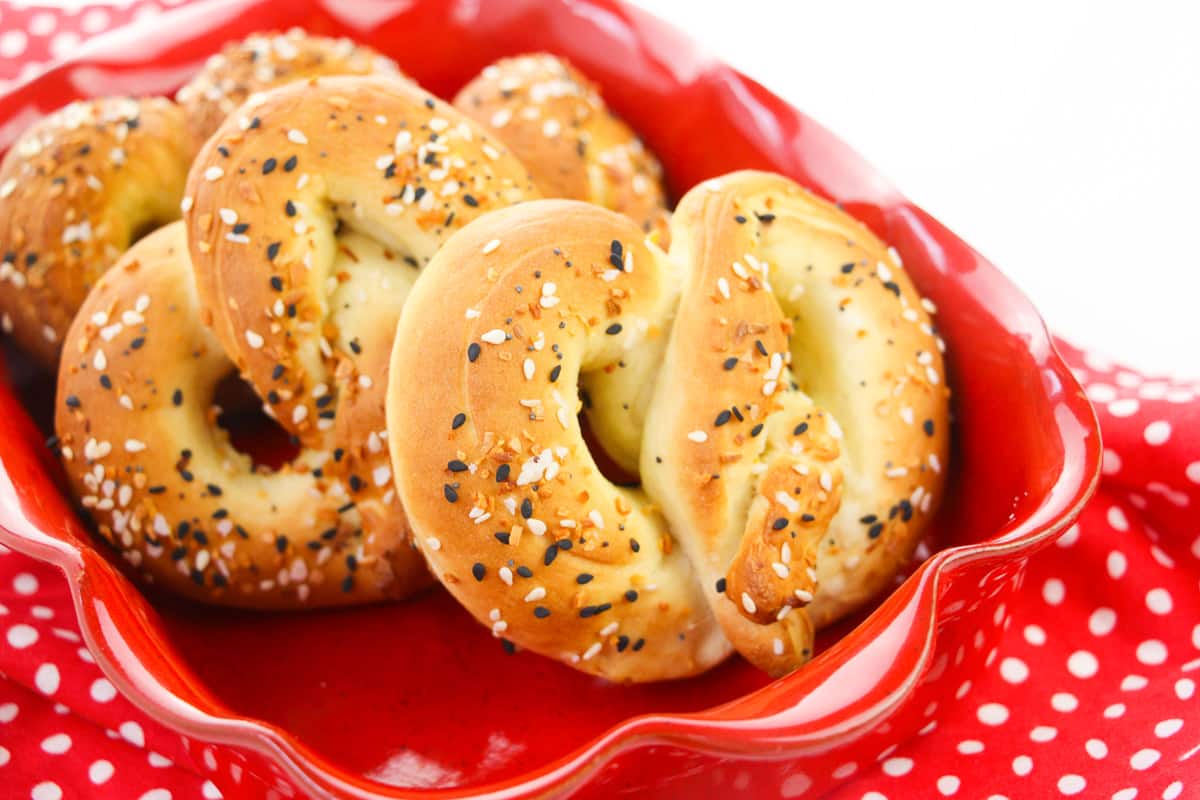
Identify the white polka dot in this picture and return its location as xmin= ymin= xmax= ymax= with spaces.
xmin=80 ymin=8 xmax=112 ymax=34
xmin=937 ymin=775 xmax=960 ymax=796
xmin=1087 ymin=383 xmax=1117 ymax=403
xmin=978 ymin=703 xmax=1009 ymax=725
xmin=90 ymin=678 xmax=117 ymax=702
xmin=780 ymin=773 xmax=811 ymax=798
xmin=1041 ymin=578 xmax=1065 ymax=605
xmin=40 ymin=733 xmax=71 ymax=755
xmin=28 ymin=12 xmax=56 ymax=37
xmin=957 ymin=740 xmax=984 ymax=755
xmin=1101 ymin=449 xmax=1122 ymax=475
xmin=12 ymin=573 xmax=37 ymax=595
xmin=1193 ymin=624 xmax=1200 ymax=650
xmin=1145 ymin=588 xmax=1173 ymax=615
xmin=1164 ymin=781 xmax=1184 ymax=800
xmin=1067 ymin=650 xmax=1099 ymax=679
xmin=1112 ymin=790 xmax=1138 ymax=800
xmin=1089 ymin=607 xmax=1116 ymax=636
xmin=119 ymin=720 xmax=146 ymax=748
xmin=148 ymin=751 xmax=173 ymax=768
xmin=201 ymin=782 xmax=224 ymax=800
xmin=6 ymin=623 xmax=37 ymax=649
xmin=0 ymin=30 xmax=27 ymax=59
xmin=0 ymin=744 xmax=8 ymax=766
xmin=0 ymin=703 xmax=16 ymax=723
xmin=1108 ymin=398 xmax=1140 ymax=417
xmin=29 ymin=606 xmax=53 ymax=620
xmin=1177 ymin=678 xmax=1196 ymax=700
xmin=202 ymin=747 xmax=218 ymax=770
xmin=1030 ymin=726 xmax=1058 ymax=742
xmin=1107 ymin=550 xmax=1128 ymax=579
xmin=1104 ymin=703 xmax=1126 ymax=719
xmin=49 ymin=31 xmax=80 ymax=59
xmin=1106 ymin=506 xmax=1129 ymax=531
xmin=831 ymin=762 xmax=857 ymax=779
xmin=31 ymin=782 xmax=62 ymax=800
xmin=1155 ymin=718 xmax=1183 ymax=738
xmin=1024 ymin=625 xmax=1047 ymax=646
xmin=1186 ymin=460 xmax=1200 ymax=485
xmin=35 ymin=663 xmax=60 ymax=695
xmin=1000 ymin=657 xmax=1029 ymax=684
xmin=1121 ymin=674 xmax=1148 ymax=691
xmin=89 ymin=760 xmax=114 ymax=784
xmin=138 ymin=790 xmax=172 ymax=800
xmin=1051 ymin=692 xmax=1078 ymax=712
xmin=1085 ymin=738 xmax=1108 ymax=759
xmin=1012 ymin=755 xmax=1033 ymax=776
xmin=862 ymin=793 xmax=888 ymax=800
xmin=1143 ymin=420 xmax=1171 ymax=446
xmin=1137 ymin=639 xmax=1168 ymax=665
xmin=1057 ymin=775 xmax=1086 ymax=795
xmin=881 ymin=757 xmax=912 ymax=777
xmin=1130 ymin=748 xmax=1161 ymax=770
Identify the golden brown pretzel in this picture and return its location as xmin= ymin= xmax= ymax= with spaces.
xmin=0 ymin=97 xmax=193 ymax=365
xmin=454 ymin=54 xmax=670 ymax=239
xmin=173 ymin=74 xmax=538 ymax=605
xmin=54 ymin=223 xmax=419 ymax=606
xmin=177 ymin=29 xmax=406 ymax=145
xmin=386 ymin=172 xmax=949 ymax=680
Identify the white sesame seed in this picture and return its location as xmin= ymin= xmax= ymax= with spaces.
xmin=425 ymin=537 xmax=442 ymax=551
xmin=245 ymin=330 xmax=264 ymax=349
xmin=819 ymin=471 xmax=833 ymax=492
xmin=482 ymin=238 xmax=501 ymax=254
xmin=687 ymin=430 xmax=708 ymax=443
xmin=522 ymin=358 xmax=535 ymax=380
xmin=0 ymin=178 xmax=16 ymax=198
xmin=287 ymin=129 xmax=308 ymax=144
xmin=773 ymin=638 xmax=784 ymax=655
xmin=93 ymin=349 xmax=107 ymax=370
xmin=218 ymin=208 xmax=238 ymax=225
xmin=794 ymin=589 xmax=814 ymax=604
xmin=741 ymin=592 xmax=757 ymax=614
xmin=490 ymin=108 xmax=512 ymax=128
xmin=480 ymin=329 xmax=506 ymax=344
xmin=124 ymin=439 xmax=146 ymax=453
xmin=542 ymin=119 xmax=561 ymax=137
xmin=291 ymin=405 xmax=307 ymax=424
xmin=527 ymin=518 xmax=547 ymax=536
xmin=772 ymin=562 xmax=790 ymax=579
xmin=180 ymin=196 xmax=193 ymax=213
xmin=499 ymin=566 xmax=514 ymax=585
xmin=204 ymin=166 xmax=224 ymax=181
xmin=372 ymin=465 xmax=391 ymax=487
xmin=582 ymin=642 xmax=602 ymax=661
xmin=465 ymin=308 xmax=481 ymax=319
xmin=524 ymin=587 xmax=546 ymax=602
xmin=717 ymin=277 xmax=731 ymax=299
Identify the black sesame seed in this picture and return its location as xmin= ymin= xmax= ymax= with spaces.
xmin=99 ymin=375 xmax=112 ymax=390
xmin=285 ymin=200 xmax=296 ymax=217
xmin=543 ymin=543 xmax=558 ymax=566
xmin=172 ymin=389 xmax=183 ymax=406
xmin=516 ymin=566 xmax=533 ymax=578
xmin=632 ymin=638 xmax=645 ymax=651
xmin=262 ymin=157 xmax=277 ymax=174
xmin=923 ymin=419 xmax=935 ymax=437
xmin=494 ymin=532 xmax=511 ymax=545
xmin=714 ymin=410 xmax=732 ymax=427
xmin=501 ymin=639 xmax=516 ymax=654
xmin=533 ymin=606 xmax=550 ymax=618
xmin=868 ymin=523 xmax=885 ymax=539
xmin=520 ymin=498 xmax=533 ymax=519
xmin=605 ymin=323 xmax=622 ymax=335
xmin=452 ymin=412 xmax=466 ymax=429
xmin=794 ymin=422 xmax=809 ymax=435
xmin=715 ymin=577 xmax=727 ymax=593
xmin=624 ymin=590 xmax=638 ymax=602
xmin=467 ymin=343 xmax=481 ymax=362
xmin=496 ymin=464 xmax=511 ymax=482
xmin=447 ymin=459 xmax=469 ymax=472
xmin=840 ymin=263 xmax=855 ymax=274
xmin=283 ymin=155 xmax=298 ymax=172
xmin=130 ymin=337 xmax=145 ymax=350
xmin=576 ymin=573 xmax=594 ymax=584
xmin=772 ymin=517 xmax=788 ymax=530
xmin=883 ymin=281 xmax=901 ymax=297
xmin=755 ymin=340 xmax=768 ymax=357
xmin=629 ymin=538 xmax=640 ymax=553
xmin=463 ymin=194 xmax=478 ymax=207
xmin=207 ymin=483 xmax=223 ymax=496
xmin=734 ymin=215 xmax=747 ymax=224
xmin=755 ymin=212 xmax=776 ymax=223
xmin=472 ymin=563 xmax=486 ymax=581
xmin=609 ymin=253 xmax=624 ymax=270
xmin=275 ymin=535 xmax=288 ymax=553
xmin=232 ymin=222 xmax=249 ymax=235
xmin=342 ymin=576 xmax=354 ymax=593
xmin=443 ymin=484 xmax=459 ymax=503
xmin=349 ymin=339 xmax=362 ymax=355
xmin=860 ymin=514 xmax=878 ymax=524
xmin=801 ymin=513 xmax=815 ymax=522
xmin=579 ymin=603 xmax=611 ymax=618
xmin=617 ymin=635 xmax=630 ymax=651
xmin=267 ymin=244 xmax=281 ymax=263
xmin=750 ymin=423 xmax=764 ymax=437
xmin=549 ymin=364 xmax=561 ymax=383
xmin=65 ymin=395 xmax=81 ymax=408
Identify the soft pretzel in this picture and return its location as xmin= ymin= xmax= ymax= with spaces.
xmin=386 ymin=172 xmax=949 ymax=681
xmin=0 ymin=97 xmax=193 ymax=365
xmin=54 ymin=223 xmax=425 ymax=606
xmin=177 ymin=29 xmax=405 ymax=145
xmin=180 ymin=74 xmax=539 ymax=603
xmin=454 ymin=54 xmax=669 ymax=239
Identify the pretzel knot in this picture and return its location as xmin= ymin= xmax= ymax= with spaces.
xmin=54 ymin=75 xmax=538 ymax=607
xmin=387 ymin=171 xmax=950 ymax=680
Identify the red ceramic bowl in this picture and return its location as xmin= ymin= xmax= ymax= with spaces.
xmin=0 ymin=1 xmax=1100 ymax=798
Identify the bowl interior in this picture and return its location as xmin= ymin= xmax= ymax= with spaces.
xmin=0 ymin=0 xmax=1096 ymax=794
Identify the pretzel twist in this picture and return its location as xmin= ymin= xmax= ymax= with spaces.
xmin=387 ymin=171 xmax=949 ymax=680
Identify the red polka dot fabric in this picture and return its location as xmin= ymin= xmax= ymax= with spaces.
xmin=0 ymin=4 xmax=1198 ymax=798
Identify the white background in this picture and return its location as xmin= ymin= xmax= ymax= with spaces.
xmin=637 ymin=1 xmax=1199 ymax=378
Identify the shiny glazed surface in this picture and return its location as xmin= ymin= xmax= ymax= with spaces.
xmin=0 ymin=0 xmax=1101 ymax=797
